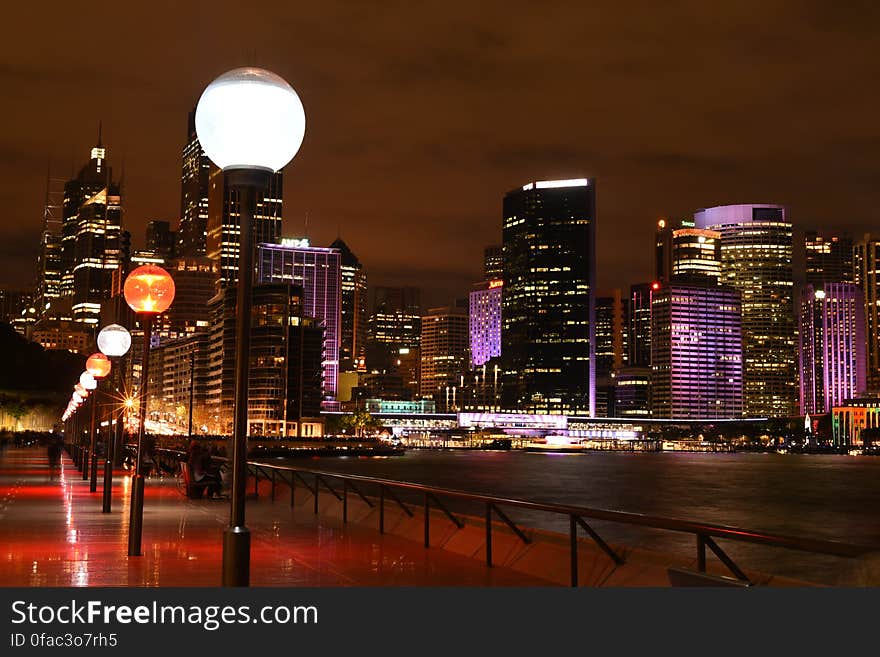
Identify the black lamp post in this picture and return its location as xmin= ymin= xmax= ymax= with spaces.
xmin=194 ymin=66 xmax=306 ymax=586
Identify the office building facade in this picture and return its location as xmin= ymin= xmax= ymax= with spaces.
xmin=420 ymin=306 xmax=470 ymax=412
xmin=331 ymin=238 xmax=367 ymax=372
xmin=256 ymin=239 xmax=341 ymax=402
xmin=694 ymin=204 xmax=796 ymax=417
xmin=501 ymin=179 xmax=596 ymax=416
xmin=799 ymin=283 xmax=866 ymax=415
xmin=469 ymin=279 xmax=502 ymax=368
xmin=853 ymin=234 xmax=880 ymax=392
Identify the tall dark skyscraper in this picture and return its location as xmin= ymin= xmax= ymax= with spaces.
xmin=628 ymin=282 xmax=653 ymax=368
xmin=853 ymin=234 xmax=880 ymax=392
xmin=805 ymin=231 xmax=854 ymax=287
xmin=60 ymin=134 xmax=113 ymax=300
xmin=206 ymin=165 xmax=283 ymax=289
xmin=331 ymin=238 xmax=368 ymax=372
xmin=501 ymin=178 xmax=596 ymax=416
xmin=146 ymin=220 xmax=177 ymax=258
xmin=177 ymin=109 xmax=210 ymax=257
xmin=483 ymin=245 xmax=503 ymax=281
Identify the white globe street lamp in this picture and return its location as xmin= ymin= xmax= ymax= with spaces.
xmin=98 ymin=324 xmax=132 ymax=358
xmin=80 ymin=372 xmax=97 ymax=390
xmin=196 ymin=66 xmax=306 ymax=587
xmin=97 ymin=323 xmax=132 ymax=513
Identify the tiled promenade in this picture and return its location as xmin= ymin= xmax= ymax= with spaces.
xmin=0 ymin=447 xmax=553 ymax=587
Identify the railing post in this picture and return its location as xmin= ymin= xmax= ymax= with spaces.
xmin=343 ymin=480 xmax=348 ymax=523
xmin=486 ymin=503 xmax=493 ymax=568
xmin=697 ymin=534 xmax=707 ymax=572
xmin=570 ymin=515 xmax=578 ymax=587
xmin=314 ymin=474 xmax=319 ymax=515
xmin=424 ymin=493 xmax=430 ymax=548
xmin=379 ymin=486 xmax=385 ymax=534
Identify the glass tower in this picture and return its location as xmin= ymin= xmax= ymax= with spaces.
xmin=501 ymin=178 xmax=596 ymax=416
xmin=694 ymin=204 xmax=796 ymax=417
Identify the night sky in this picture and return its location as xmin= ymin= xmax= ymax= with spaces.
xmin=1 ymin=1 xmax=878 ymax=305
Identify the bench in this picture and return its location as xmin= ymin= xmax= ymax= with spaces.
xmin=179 ymin=461 xmax=211 ymax=499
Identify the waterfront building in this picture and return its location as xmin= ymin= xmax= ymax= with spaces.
xmin=650 ymin=283 xmax=743 ymax=419
xmin=205 ymin=284 xmax=324 ymax=437
xmin=832 ymin=398 xmax=880 ymax=447
xmin=331 ymin=238 xmax=367 ymax=372
xmin=694 ymin=204 xmax=795 ymax=417
xmin=364 ymin=399 xmax=436 ymax=414
xmin=799 ymin=283 xmax=866 ymax=415
xmin=483 ymin=245 xmax=503 ymax=281
xmin=420 ymin=306 xmax=470 ymax=412
xmin=366 ymin=286 xmax=422 ymax=373
xmin=628 ymin=282 xmax=653 ymax=368
xmin=256 ymin=239 xmax=341 ymax=402
xmin=614 ymin=366 xmax=651 ymax=417
xmin=469 ymin=279 xmax=502 ymax=368
xmin=149 ymin=332 xmax=211 ymax=431
xmin=206 ymin=165 xmax=282 ymax=289
xmin=805 ymin=231 xmax=853 ymax=287
xmin=501 ymin=178 xmax=596 ymax=416
xmin=853 ymin=234 xmax=880 ymax=391
xmin=177 ymin=109 xmax=211 ymax=257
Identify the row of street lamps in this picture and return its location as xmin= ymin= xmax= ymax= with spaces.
xmin=60 ymin=66 xmax=306 ymax=587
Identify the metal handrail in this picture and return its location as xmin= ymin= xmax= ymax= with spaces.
xmin=146 ymin=446 xmax=879 ymax=586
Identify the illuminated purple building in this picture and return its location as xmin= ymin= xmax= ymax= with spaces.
xmin=650 ymin=283 xmax=743 ymax=419
xmin=799 ymin=283 xmax=866 ymax=415
xmin=257 ymin=239 xmax=341 ymax=403
xmin=469 ymin=280 xmax=502 ymax=368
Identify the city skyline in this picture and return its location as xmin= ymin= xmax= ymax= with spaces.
xmin=2 ymin=3 xmax=880 ymax=304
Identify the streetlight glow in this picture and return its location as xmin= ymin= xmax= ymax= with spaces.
xmin=80 ymin=372 xmax=97 ymax=390
xmin=97 ymin=324 xmax=132 ymax=357
xmin=124 ymin=265 xmax=175 ymax=314
xmin=195 ymin=67 xmax=306 ymax=173
xmin=86 ymin=353 xmax=112 ymax=379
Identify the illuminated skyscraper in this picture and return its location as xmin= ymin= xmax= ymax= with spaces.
xmin=853 ymin=234 xmax=880 ymax=391
xmin=331 ymin=238 xmax=367 ymax=372
xmin=206 ymin=165 xmax=282 ymax=289
xmin=799 ymin=283 xmax=865 ymax=415
xmin=60 ymin=132 xmax=116 ymax=304
xmin=483 ymin=245 xmax=503 ymax=281
xmin=655 ymin=217 xmax=695 ymax=283
xmin=420 ymin=306 xmax=469 ymax=411
xmin=501 ymin=178 xmax=596 ymax=416
xmin=805 ymin=231 xmax=853 ymax=287
xmin=694 ymin=204 xmax=796 ymax=417
xmin=628 ymin=282 xmax=653 ymax=368
xmin=650 ymin=283 xmax=743 ymax=419
xmin=178 ymin=109 xmax=211 ymax=257
xmin=257 ymin=239 xmax=341 ymax=403
xmin=35 ymin=171 xmax=64 ymax=316
xmin=205 ymin=284 xmax=324 ymax=436
xmin=469 ymin=279 xmax=502 ymax=369
xmin=70 ymin=184 xmax=123 ymax=326
xmin=367 ymin=286 xmax=422 ymax=357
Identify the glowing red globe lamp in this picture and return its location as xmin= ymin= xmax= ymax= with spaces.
xmin=123 ymin=265 xmax=175 ymax=314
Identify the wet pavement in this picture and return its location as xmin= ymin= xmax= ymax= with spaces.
xmin=0 ymin=447 xmax=553 ymax=587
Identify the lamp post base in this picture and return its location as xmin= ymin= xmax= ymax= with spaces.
xmin=89 ymin=451 xmax=98 ymax=492
xmin=102 ymin=456 xmax=113 ymax=513
xmin=222 ymin=526 xmax=251 ymax=586
xmin=127 ymin=474 xmax=145 ymax=556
